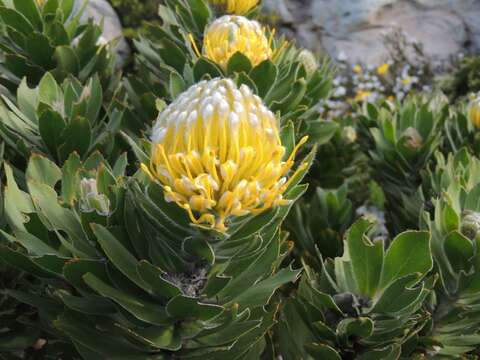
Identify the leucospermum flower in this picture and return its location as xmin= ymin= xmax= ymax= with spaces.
xmin=143 ymin=78 xmax=307 ymax=232
xmin=210 ymin=0 xmax=259 ymax=15
xmin=469 ymin=95 xmax=480 ymax=128
xmin=203 ymin=15 xmax=272 ymax=68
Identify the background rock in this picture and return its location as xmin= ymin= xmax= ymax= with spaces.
xmin=264 ymin=0 xmax=480 ymax=65
xmin=76 ymin=0 xmax=131 ymax=67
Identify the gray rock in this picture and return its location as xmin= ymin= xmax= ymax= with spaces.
xmin=77 ymin=0 xmax=131 ymax=67
xmin=264 ymin=0 xmax=480 ymax=65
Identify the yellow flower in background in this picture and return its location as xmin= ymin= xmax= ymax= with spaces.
xmin=377 ymin=63 xmax=390 ymax=76
xmin=203 ymin=15 xmax=272 ymax=68
xmin=35 ymin=0 xmax=45 ymax=5
xmin=469 ymin=95 xmax=480 ymax=128
xmin=401 ymin=76 xmax=413 ymax=86
xmin=355 ymin=90 xmax=372 ymax=102
xmin=210 ymin=0 xmax=259 ymax=15
xmin=143 ymin=78 xmax=307 ymax=232
xmin=353 ymin=65 xmax=362 ymax=74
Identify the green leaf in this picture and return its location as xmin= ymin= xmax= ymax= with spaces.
xmin=137 ymin=260 xmax=181 ymax=299
xmin=38 ymin=108 xmax=66 ymax=157
xmin=61 ymin=152 xmax=82 ymax=205
xmin=345 ymin=218 xmax=383 ymax=297
xmin=357 ymin=345 xmax=401 ymax=360
xmin=337 ymin=317 xmax=374 ymax=341
xmin=83 ymin=273 xmax=169 ymax=325
xmin=58 ymin=116 xmax=91 ymax=160
xmin=26 ymin=153 xmax=61 ymax=188
xmin=13 ymin=0 xmax=42 ymax=30
xmin=0 ymin=7 xmax=34 ymax=35
xmin=307 ymin=120 xmax=339 ymax=145
xmin=379 ymin=231 xmax=432 ymax=289
xmin=371 ymin=274 xmax=424 ymax=314
xmin=166 ymin=295 xmax=223 ymax=321
xmin=0 ymin=246 xmax=54 ymax=278
xmin=305 ymin=343 xmax=341 ymax=360
xmin=227 ymin=52 xmax=252 ymax=75
xmin=24 ymin=33 xmax=55 ymax=68
xmin=228 ymin=266 xmax=301 ymax=309
xmin=57 ymin=290 xmax=116 ymax=315
xmin=182 ymin=236 xmax=214 ymax=265
xmin=193 ymin=58 xmax=223 ymax=82
xmin=249 ymin=60 xmax=277 ymax=97
xmin=55 ymin=310 xmax=146 ymax=357
xmin=91 ymin=224 xmax=152 ymax=294
xmin=169 ymin=72 xmax=186 ymax=99
xmin=114 ymin=324 xmax=181 ymax=351
xmin=38 ymin=72 xmax=62 ymax=106
xmin=53 ymin=46 xmax=80 ymax=75
xmin=445 ymin=231 xmax=474 ymax=272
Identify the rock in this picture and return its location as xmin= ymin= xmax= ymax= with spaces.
xmin=264 ymin=0 xmax=480 ymax=65
xmin=311 ymin=0 xmax=395 ymax=35
xmin=76 ymin=0 xmax=131 ymax=67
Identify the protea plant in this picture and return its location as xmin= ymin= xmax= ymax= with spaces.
xmin=286 ymin=185 xmax=354 ymax=263
xmin=0 ymin=78 xmax=314 ymax=358
xmin=420 ymin=150 xmax=480 ymax=357
xmin=0 ymin=72 xmax=124 ymax=167
xmin=125 ymin=0 xmax=334 ymax=144
xmin=0 ymin=0 xmax=118 ymax=94
xmin=274 ymin=218 xmax=434 ymax=359
xmin=359 ymin=97 xmax=446 ymax=233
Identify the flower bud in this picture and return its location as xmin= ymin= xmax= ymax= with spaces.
xmin=461 ymin=210 xmax=480 ymax=240
xmin=298 ymin=49 xmax=318 ymax=75
xmin=342 ymin=126 xmax=357 ymax=144
xmin=203 ymin=15 xmax=272 ymax=68
xmin=468 ymin=94 xmax=480 ymax=129
xmin=209 ymin=0 xmax=259 ymax=15
xmin=80 ymin=178 xmax=110 ymax=216
xmin=401 ymin=127 xmax=423 ymax=150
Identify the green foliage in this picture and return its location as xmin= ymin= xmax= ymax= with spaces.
xmin=275 ymin=218 xmax=434 ymax=359
xmin=420 ymin=150 xmax=480 ymax=357
xmin=2 ymin=0 xmax=480 ymax=359
xmin=360 ymin=97 xmax=446 ymax=233
xmin=0 ymin=0 xmax=117 ymax=92
xmin=442 ymin=56 xmax=480 ymax=101
xmin=287 ymin=185 xmax=354 ymax=262
xmin=0 ymin=72 xmax=124 ymax=166
xmin=0 ymin=149 xmax=312 ymax=358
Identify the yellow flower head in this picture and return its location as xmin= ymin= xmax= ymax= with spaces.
xmin=377 ymin=63 xmax=390 ymax=76
xmin=210 ymin=0 xmax=259 ymax=15
xmin=35 ymin=0 xmax=45 ymax=5
xmin=143 ymin=78 xmax=307 ymax=232
xmin=203 ymin=15 xmax=272 ymax=68
xmin=469 ymin=95 xmax=480 ymax=128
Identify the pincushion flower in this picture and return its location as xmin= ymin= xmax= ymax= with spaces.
xmin=469 ymin=95 xmax=480 ymax=128
xmin=142 ymin=78 xmax=307 ymax=232
xmin=210 ymin=0 xmax=259 ymax=14
xmin=203 ymin=15 xmax=272 ymax=68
